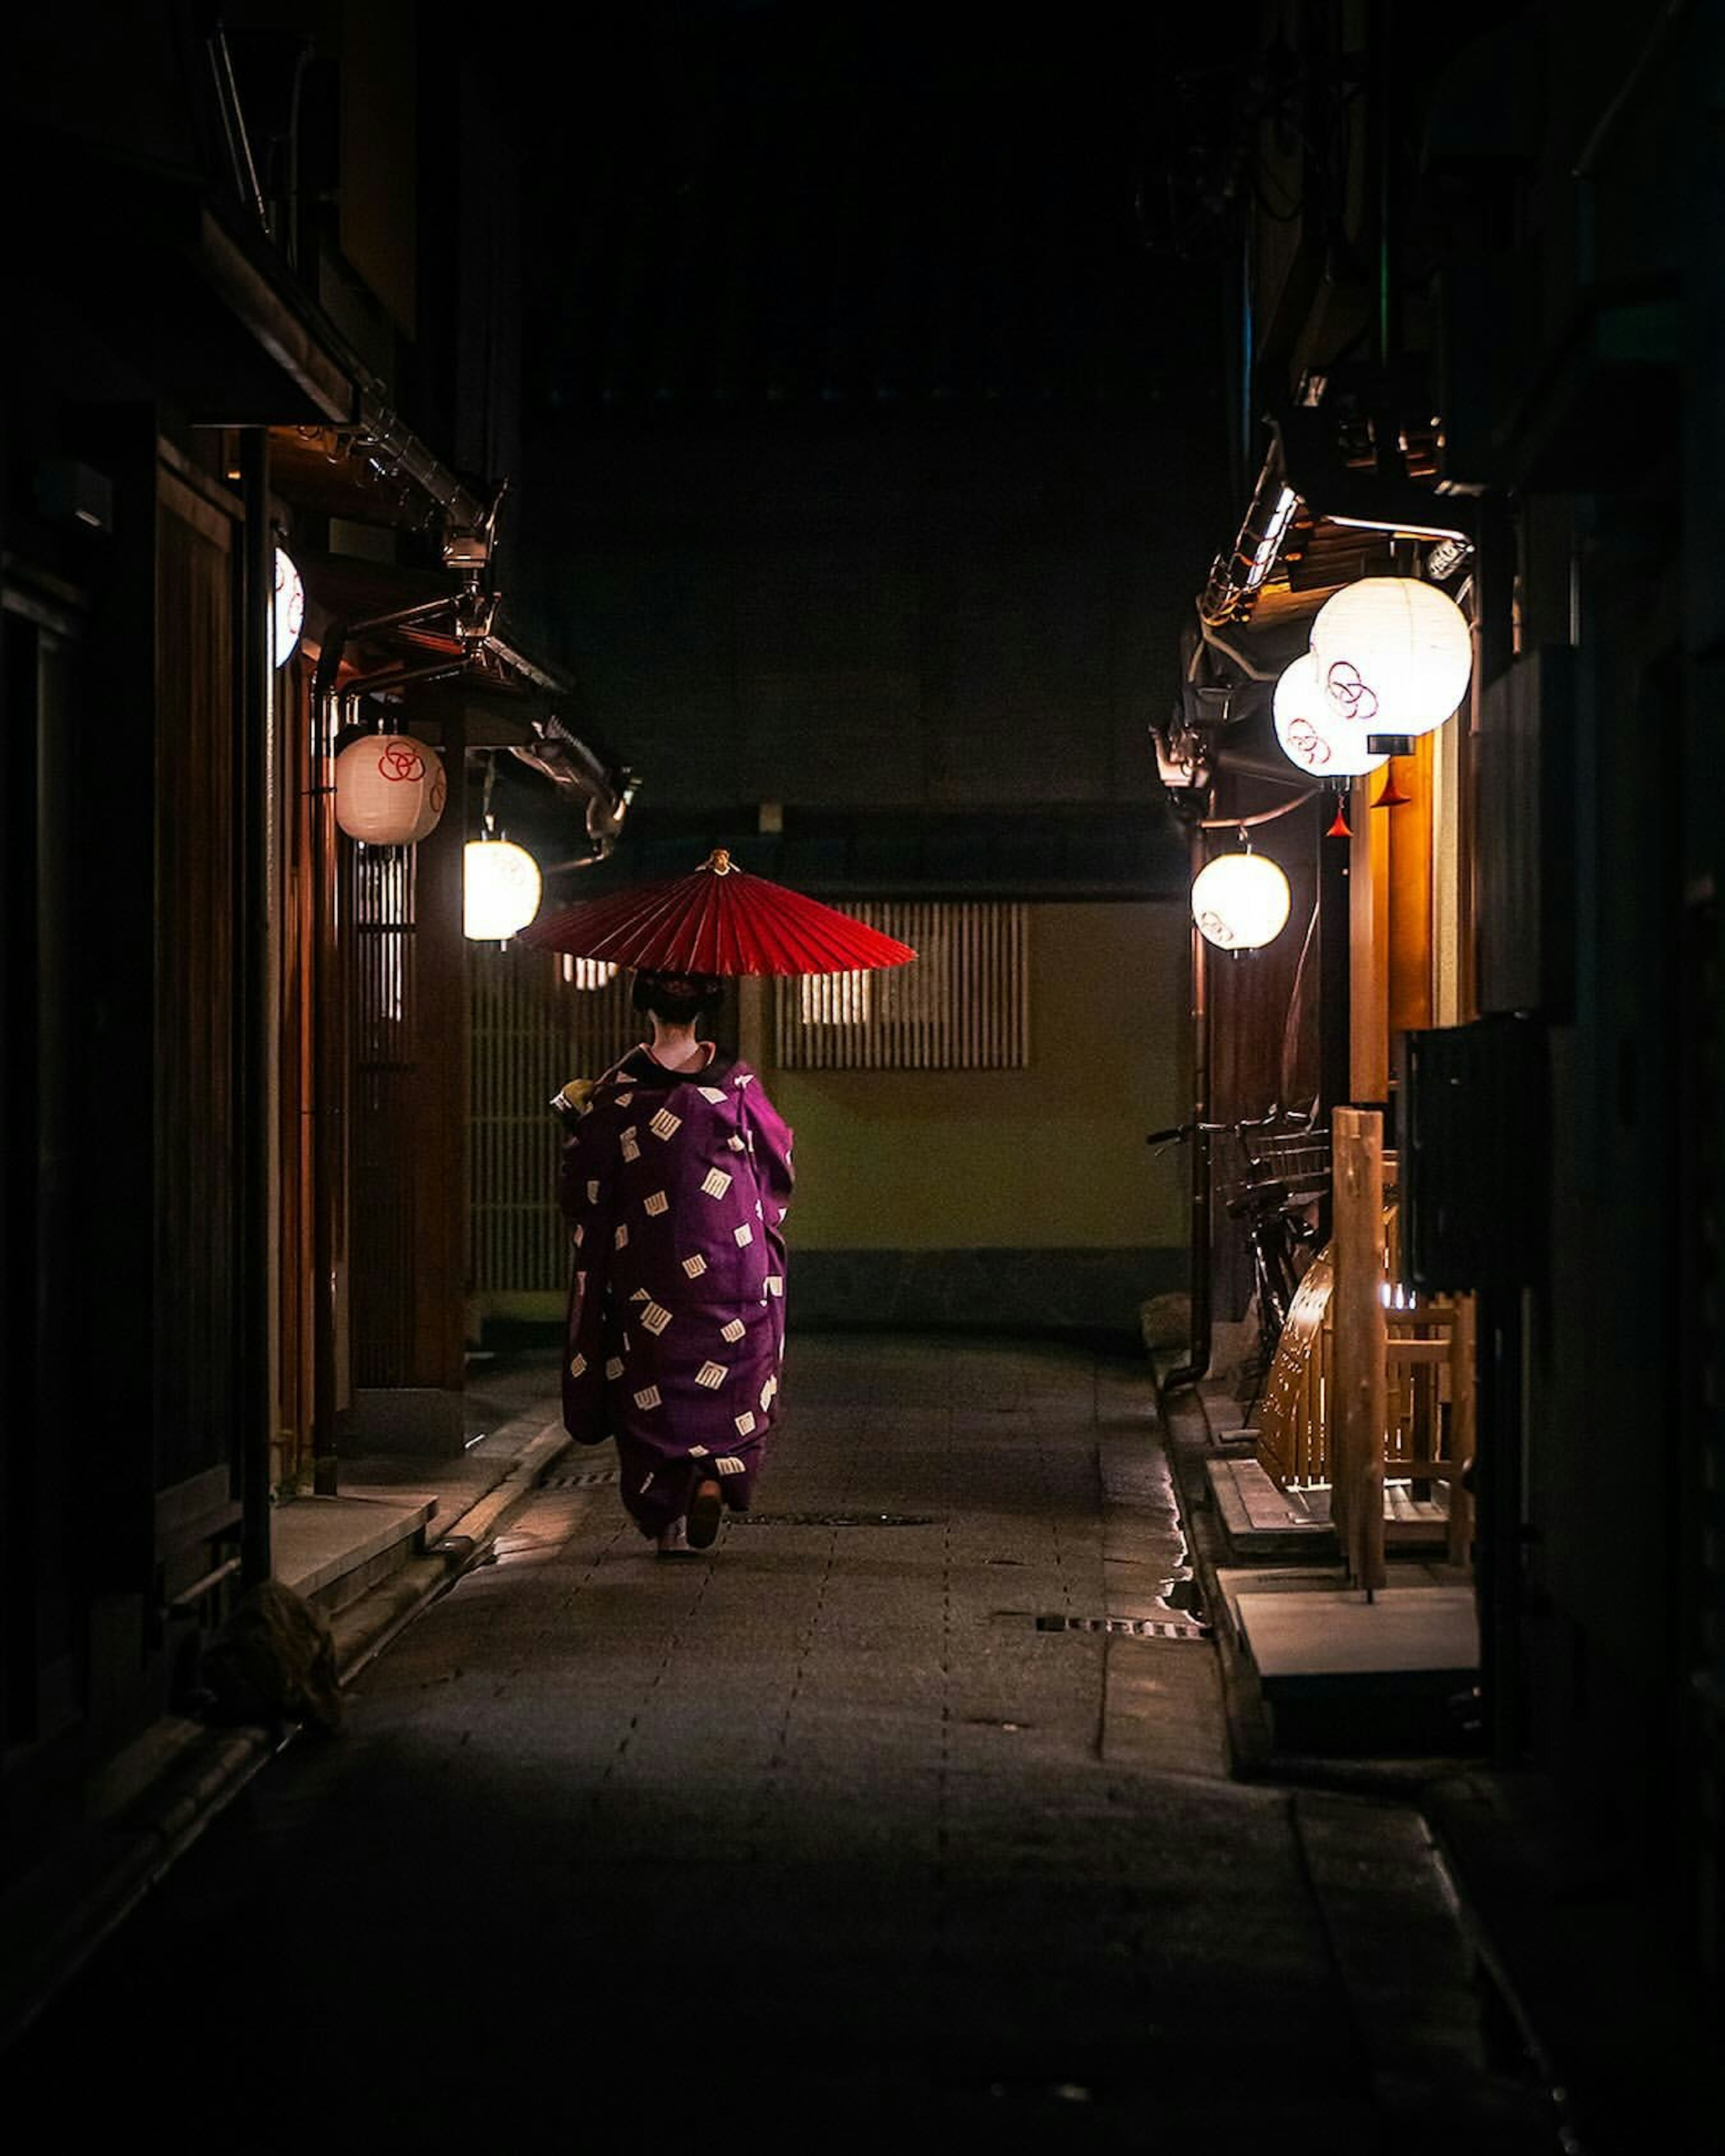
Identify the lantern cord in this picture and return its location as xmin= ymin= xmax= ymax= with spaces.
xmin=1198 ymin=789 xmax=1317 ymax=830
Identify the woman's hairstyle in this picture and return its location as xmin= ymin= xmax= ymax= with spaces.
xmin=631 ymin=969 xmax=725 ymax=1025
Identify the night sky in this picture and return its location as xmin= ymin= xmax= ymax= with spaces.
xmin=510 ymin=1 xmax=1239 ymax=422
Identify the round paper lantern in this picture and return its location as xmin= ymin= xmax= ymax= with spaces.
xmin=464 ymin=837 xmax=542 ymax=940
xmin=1191 ymin=852 xmax=1291 ymax=953
xmin=1309 ymin=576 xmax=1472 ymax=739
xmin=272 ymin=546 xmax=305 ymax=668
xmin=334 ymin=733 xmax=447 ymax=845
xmin=1272 ymin=652 xmax=1389 ymax=779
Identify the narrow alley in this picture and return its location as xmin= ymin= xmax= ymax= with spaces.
xmin=15 ymin=1338 xmax=1542 ymax=2150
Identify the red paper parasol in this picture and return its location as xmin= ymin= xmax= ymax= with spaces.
xmin=520 ymin=849 xmax=917 ymax=977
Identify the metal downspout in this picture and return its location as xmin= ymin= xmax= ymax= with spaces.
xmin=239 ymin=431 xmax=274 ymax=1582
xmin=1164 ymin=818 xmax=1213 ymax=1391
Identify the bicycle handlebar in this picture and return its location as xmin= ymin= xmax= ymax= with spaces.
xmin=1146 ymin=1104 xmax=1313 ymax=1147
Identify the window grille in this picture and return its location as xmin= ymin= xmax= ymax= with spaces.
xmin=774 ymin=902 xmax=1029 ymax=1070
xmin=469 ymin=944 xmax=640 ymax=1295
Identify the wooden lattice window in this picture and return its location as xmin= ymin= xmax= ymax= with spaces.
xmin=469 ymin=946 xmax=640 ymax=1295
xmin=774 ymin=902 xmax=1029 ymax=1071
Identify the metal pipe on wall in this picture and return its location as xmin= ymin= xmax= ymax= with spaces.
xmin=239 ymin=431 xmax=275 ymax=1580
xmin=1164 ymin=817 xmax=1213 ymax=1391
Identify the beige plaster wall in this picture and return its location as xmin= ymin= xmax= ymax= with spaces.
xmin=764 ymin=903 xmax=1189 ymax=1251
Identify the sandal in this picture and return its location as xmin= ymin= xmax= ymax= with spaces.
xmin=686 ymin=1475 xmax=723 ymax=1551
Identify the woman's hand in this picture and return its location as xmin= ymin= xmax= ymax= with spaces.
xmin=551 ymin=1077 xmax=595 ymax=1128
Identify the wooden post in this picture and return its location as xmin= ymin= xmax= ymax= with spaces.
xmin=1333 ymin=1107 xmax=1387 ymax=1591
xmin=1447 ymin=1291 xmax=1478 ymax=1568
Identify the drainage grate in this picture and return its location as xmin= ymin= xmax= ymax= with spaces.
xmin=1035 ymin=1612 xmax=1212 ymax=1641
xmin=543 ymin=1467 xmax=620 ymax=1489
xmin=727 ymin=1511 xmax=942 ymax=1529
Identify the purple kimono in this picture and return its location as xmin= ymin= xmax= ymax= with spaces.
xmin=558 ymin=1044 xmax=794 ymax=1538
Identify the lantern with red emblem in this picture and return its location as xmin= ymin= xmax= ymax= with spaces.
xmin=334 ymin=732 xmax=447 ymax=846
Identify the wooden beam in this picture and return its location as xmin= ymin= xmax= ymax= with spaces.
xmin=1333 ymin=1106 xmax=1387 ymax=1591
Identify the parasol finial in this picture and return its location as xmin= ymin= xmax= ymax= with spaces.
xmin=705 ymin=848 xmax=734 ymax=875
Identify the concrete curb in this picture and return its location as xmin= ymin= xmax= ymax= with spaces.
xmin=0 ymin=1414 xmax=572 ymax=2055
xmin=334 ymin=1417 xmax=571 ymax=1680
xmin=1150 ymin=1361 xmax=1275 ymax=1778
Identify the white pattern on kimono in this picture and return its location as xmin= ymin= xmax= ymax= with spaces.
xmin=633 ymin=1385 xmax=662 ymax=1411
xmin=733 ymin=1223 xmax=754 ymax=1248
xmin=586 ymin=1180 xmax=600 ymax=1204
xmin=644 ymin=1190 xmax=668 ymax=1216
xmin=681 ymin=1253 xmax=708 ymax=1279
xmin=688 ymin=1445 xmax=710 ymax=1457
xmin=650 ymin=1108 xmax=682 ymax=1140
xmin=695 ymin=1361 xmax=727 ymax=1390
xmin=620 ymin=1127 xmax=641 ymax=1163
xmin=614 ymin=1223 xmax=629 ymax=1250
xmin=640 ymin=1301 xmax=672 ymax=1336
xmin=568 ymin=1353 xmax=587 ymax=1378
xmin=605 ymin=1357 xmax=624 ymax=1380
xmin=733 ymin=1409 xmax=756 ymax=1437
xmin=714 ymin=1454 xmax=747 ymax=1474
xmin=698 ymin=1087 xmax=727 ymax=1104
xmin=701 ymin=1168 xmax=732 ymax=1200
xmin=721 ymin=1318 xmax=746 ymax=1343
xmin=765 ymin=1275 xmax=783 ymax=1297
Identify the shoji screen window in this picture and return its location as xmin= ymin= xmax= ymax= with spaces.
xmin=775 ymin=903 xmax=1029 ymax=1071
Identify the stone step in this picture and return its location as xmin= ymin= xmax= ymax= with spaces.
xmin=271 ymin=1492 xmax=438 ymax=1618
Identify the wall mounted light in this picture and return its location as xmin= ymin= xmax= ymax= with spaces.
xmin=1272 ymin=651 xmax=1389 ymax=779
xmin=1309 ymin=576 xmax=1472 ymax=739
xmin=1190 ymin=850 xmax=1291 ymax=954
xmin=464 ymin=836 xmax=542 ymax=941
xmin=272 ymin=545 xmax=305 ymax=668
xmin=334 ymin=732 xmax=447 ymax=845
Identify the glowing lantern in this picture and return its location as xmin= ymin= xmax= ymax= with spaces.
xmin=464 ymin=837 xmax=542 ymax=940
xmin=272 ymin=546 xmax=305 ymax=668
xmin=1272 ymin=651 xmax=1388 ymax=779
xmin=1191 ymin=851 xmax=1291 ymax=953
xmin=334 ymin=733 xmax=447 ymax=845
xmin=1309 ymin=576 xmax=1472 ymax=739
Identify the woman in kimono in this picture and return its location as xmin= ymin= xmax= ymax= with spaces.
xmin=557 ymin=969 xmax=794 ymax=1554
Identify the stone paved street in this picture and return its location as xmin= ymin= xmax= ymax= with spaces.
xmin=15 ymin=1337 xmax=1547 ymax=2150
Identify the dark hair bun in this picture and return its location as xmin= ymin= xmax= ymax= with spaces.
xmin=631 ymin=969 xmax=725 ymax=1020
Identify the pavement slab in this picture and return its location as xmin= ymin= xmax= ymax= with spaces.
xmin=9 ymin=1333 xmax=1552 ymax=2151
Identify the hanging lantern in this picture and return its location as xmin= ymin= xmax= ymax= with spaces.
xmin=1191 ymin=851 xmax=1291 ymax=953
xmin=272 ymin=545 xmax=305 ymax=668
xmin=464 ymin=836 xmax=542 ymax=940
xmin=1272 ymin=651 xmax=1388 ymax=779
xmin=334 ymin=733 xmax=447 ymax=845
xmin=1309 ymin=576 xmax=1472 ymax=739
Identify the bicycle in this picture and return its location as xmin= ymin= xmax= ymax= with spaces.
xmin=1148 ymin=1106 xmax=1326 ymax=1407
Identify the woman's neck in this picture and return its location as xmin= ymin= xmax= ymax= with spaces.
xmin=647 ymin=1021 xmax=711 ymax=1073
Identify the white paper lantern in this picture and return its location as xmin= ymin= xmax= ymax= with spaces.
xmin=1309 ymin=576 xmax=1472 ymax=739
xmin=272 ymin=545 xmax=305 ymax=668
xmin=1191 ymin=852 xmax=1291 ymax=953
xmin=334 ymin=734 xmax=447 ymax=845
xmin=464 ymin=837 xmax=542 ymax=940
xmin=1272 ymin=651 xmax=1388 ymax=779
